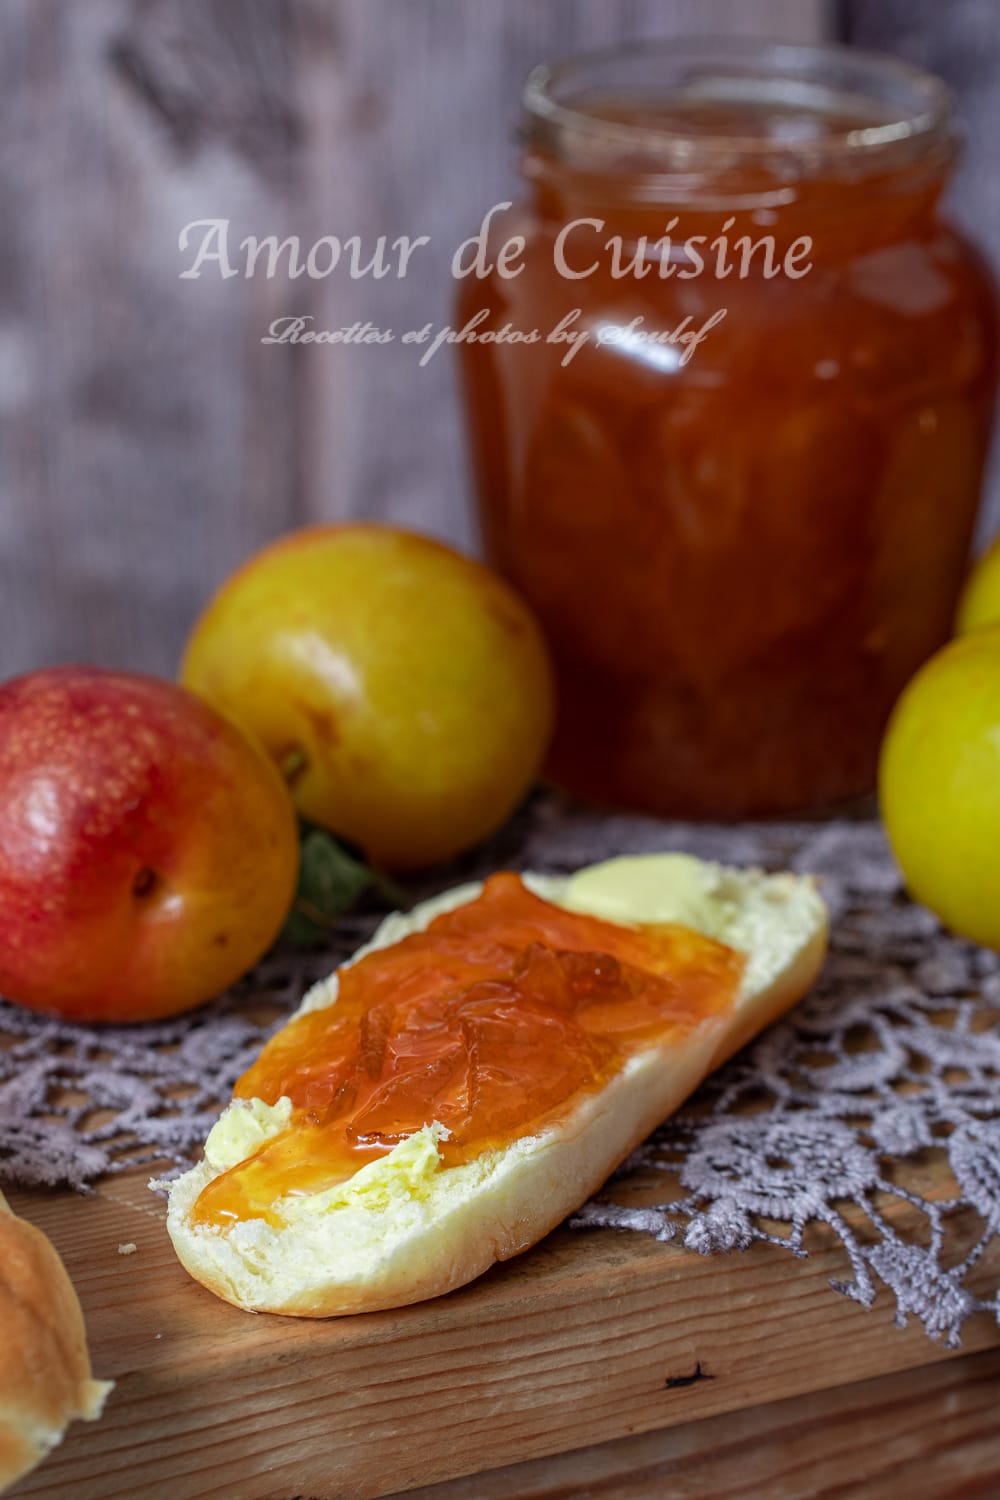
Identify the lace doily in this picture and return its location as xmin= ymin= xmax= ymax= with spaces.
xmin=2 ymin=796 xmax=999 ymax=1345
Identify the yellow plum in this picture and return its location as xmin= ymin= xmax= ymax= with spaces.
xmin=181 ymin=526 xmax=555 ymax=869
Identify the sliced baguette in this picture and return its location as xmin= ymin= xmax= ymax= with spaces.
xmin=165 ymin=854 xmax=827 ymax=1317
xmin=0 ymin=1192 xmax=113 ymax=1494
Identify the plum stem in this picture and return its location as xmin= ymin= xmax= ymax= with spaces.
xmin=132 ymin=866 xmax=160 ymax=899
xmin=280 ymin=746 xmax=309 ymax=786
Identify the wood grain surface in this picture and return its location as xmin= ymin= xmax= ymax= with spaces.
xmin=404 ymin=1347 xmax=1000 ymax=1500
xmin=5 ymin=1158 xmax=998 ymax=1500
xmin=0 ymin=0 xmax=828 ymax=679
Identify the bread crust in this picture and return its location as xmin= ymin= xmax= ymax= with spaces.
xmin=166 ymin=862 xmax=828 ymax=1317
xmin=0 ymin=1193 xmax=112 ymax=1493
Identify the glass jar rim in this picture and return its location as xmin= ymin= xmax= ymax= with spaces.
xmin=522 ymin=38 xmax=954 ymax=178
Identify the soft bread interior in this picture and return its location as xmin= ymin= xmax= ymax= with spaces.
xmin=164 ymin=855 xmax=827 ymax=1317
xmin=0 ymin=1191 xmax=113 ymax=1494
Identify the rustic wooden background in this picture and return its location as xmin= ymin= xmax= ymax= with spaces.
xmin=3 ymin=0 xmax=998 ymax=678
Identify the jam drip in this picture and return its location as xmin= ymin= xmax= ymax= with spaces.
xmin=192 ymin=873 xmax=743 ymax=1228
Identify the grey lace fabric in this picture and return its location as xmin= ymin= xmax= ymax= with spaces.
xmin=2 ymin=797 xmax=998 ymax=1345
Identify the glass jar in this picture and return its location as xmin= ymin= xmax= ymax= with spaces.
xmin=455 ymin=40 xmax=999 ymax=819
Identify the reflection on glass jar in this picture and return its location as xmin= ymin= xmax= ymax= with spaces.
xmin=456 ymin=40 xmax=999 ymax=818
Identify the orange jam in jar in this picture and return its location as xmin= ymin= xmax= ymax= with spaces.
xmin=456 ymin=41 xmax=999 ymax=817
xmin=192 ymin=874 xmax=742 ymax=1229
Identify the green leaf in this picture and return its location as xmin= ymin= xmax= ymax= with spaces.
xmin=280 ymin=826 xmax=407 ymax=948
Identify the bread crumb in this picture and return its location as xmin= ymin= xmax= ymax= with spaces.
xmin=118 ymin=1242 xmax=138 ymax=1255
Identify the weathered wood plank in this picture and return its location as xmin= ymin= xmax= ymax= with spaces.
xmin=0 ymin=0 xmax=305 ymax=677
xmin=404 ymin=1346 xmax=1000 ymax=1500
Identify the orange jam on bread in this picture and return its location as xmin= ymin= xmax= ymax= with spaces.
xmin=192 ymin=874 xmax=743 ymax=1228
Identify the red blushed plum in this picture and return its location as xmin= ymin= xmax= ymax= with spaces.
xmin=0 ymin=667 xmax=299 ymax=1023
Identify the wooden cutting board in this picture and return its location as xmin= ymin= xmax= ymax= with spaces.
xmin=6 ymin=1161 xmax=1000 ymax=1500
